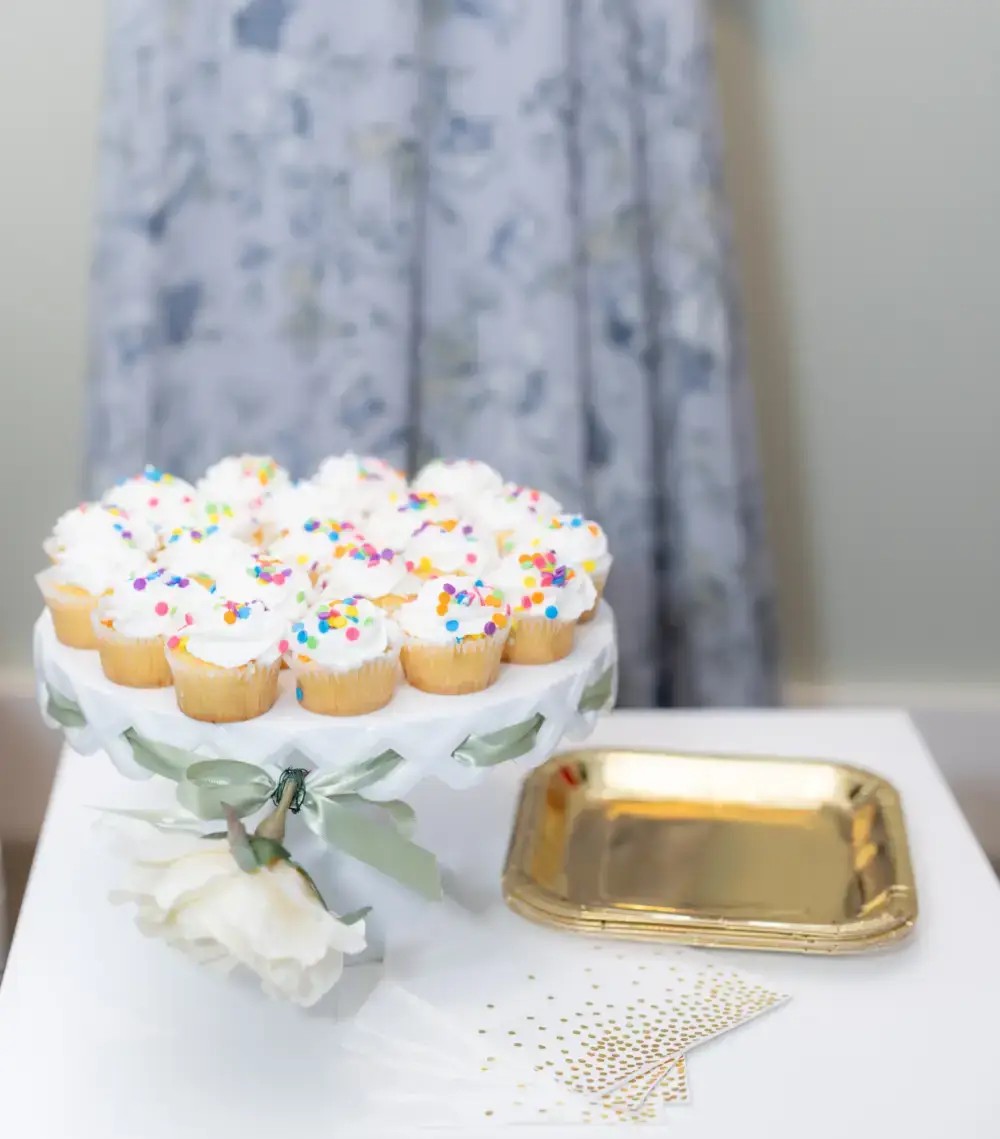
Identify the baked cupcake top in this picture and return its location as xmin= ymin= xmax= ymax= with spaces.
xmin=288 ymin=596 xmax=397 ymax=671
xmin=508 ymin=513 xmax=612 ymax=577
xmin=404 ymin=518 xmax=499 ymax=577
xmin=496 ymin=548 xmax=597 ymax=622
xmin=102 ymin=466 xmax=197 ymax=531
xmin=96 ymin=568 xmax=215 ymax=638
xmin=396 ymin=577 xmax=509 ymax=644
xmin=197 ymin=454 xmax=290 ymax=514
xmin=167 ymin=599 xmax=289 ymax=668
xmin=317 ymin=541 xmax=417 ymax=601
xmin=156 ymin=525 xmax=252 ymax=580
xmin=364 ymin=492 xmax=451 ymax=551
xmin=44 ymin=503 xmax=158 ymax=560
xmin=313 ymin=453 xmax=407 ymax=516
xmin=37 ymin=542 xmax=152 ymax=597
xmin=411 ymin=459 xmax=504 ymax=506
xmin=213 ymin=553 xmax=313 ymax=617
xmin=475 ymin=484 xmax=563 ymax=536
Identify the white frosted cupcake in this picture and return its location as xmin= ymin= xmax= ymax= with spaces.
xmin=287 ymin=596 xmax=399 ymax=716
xmin=495 ymin=548 xmax=596 ymax=664
xmin=213 ymin=554 xmax=313 ymax=618
xmin=474 ymin=483 xmax=563 ymax=551
xmin=197 ymin=454 xmax=291 ymax=510
xmin=507 ymin=513 xmax=612 ymax=623
xmin=166 ymin=599 xmax=289 ymax=722
xmin=364 ymin=492 xmax=454 ymax=551
xmin=156 ymin=525 xmax=252 ymax=585
xmin=313 ymin=453 xmax=407 ymax=517
xmin=102 ymin=466 xmax=197 ymax=533
xmin=257 ymin=480 xmax=345 ymax=543
xmin=315 ymin=541 xmax=420 ymax=611
xmin=411 ymin=458 xmax=504 ymax=510
xmin=37 ymin=543 xmax=152 ymax=649
xmin=396 ymin=577 xmax=510 ymax=695
xmin=403 ymin=518 xmax=499 ymax=580
xmin=44 ymin=502 xmax=158 ymax=562
xmin=267 ymin=519 xmax=359 ymax=583
xmin=93 ymin=568 xmax=214 ymax=687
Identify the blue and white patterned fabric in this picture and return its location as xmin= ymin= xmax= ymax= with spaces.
xmin=87 ymin=0 xmax=778 ymax=707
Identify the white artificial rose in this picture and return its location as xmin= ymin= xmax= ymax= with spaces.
xmin=106 ymin=815 xmax=366 ymax=1008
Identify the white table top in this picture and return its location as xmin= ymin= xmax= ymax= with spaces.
xmin=2 ymin=710 xmax=999 ymax=1137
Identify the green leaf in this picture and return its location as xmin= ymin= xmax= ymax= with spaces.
xmin=249 ymin=837 xmax=292 ymax=867
xmin=224 ymin=805 xmax=258 ymax=874
xmin=339 ymin=906 xmax=372 ymax=927
xmin=289 ymin=861 xmax=329 ymax=910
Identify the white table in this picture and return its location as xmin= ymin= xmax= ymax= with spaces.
xmin=2 ymin=711 xmax=999 ymax=1136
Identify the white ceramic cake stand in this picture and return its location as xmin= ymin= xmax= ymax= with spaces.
xmin=34 ymin=606 xmax=617 ymax=951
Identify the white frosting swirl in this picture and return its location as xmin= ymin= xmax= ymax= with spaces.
xmin=288 ymin=597 xmax=396 ymax=671
xmin=102 ymin=466 xmax=197 ymax=531
xmin=197 ymin=454 xmax=291 ymax=514
xmin=45 ymin=503 xmax=158 ymax=559
xmin=363 ymin=492 xmax=458 ymax=550
xmin=156 ymin=526 xmax=252 ymax=579
xmin=474 ymin=483 xmax=563 ymax=535
xmin=313 ymin=453 xmax=407 ymax=516
xmin=96 ymin=569 xmax=216 ymax=639
xmin=495 ymin=548 xmax=597 ymax=622
xmin=395 ymin=577 xmax=510 ymax=645
xmin=411 ymin=459 xmax=504 ymax=506
xmin=37 ymin=542 xmax=152 ymax=597
xmin=168 ymin=599 xmax=289 ymax=668
xmin=509 ymin=513 xmax=612 ymax=578
xmin=257 ymin=480 xmax=348 ymax=536
xmin=211 ymin=554 xmax=313 ymax=617
xmin=403 ymin=518 xmax=499 ymax=577
xmin=315 ymin=542 xmax=418 ymax=601
xmin=266 ymin=520 xmax=359 ymax=575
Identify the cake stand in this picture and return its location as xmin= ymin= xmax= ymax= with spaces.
xmin=34 ymin=606 xmax=617 ymax=951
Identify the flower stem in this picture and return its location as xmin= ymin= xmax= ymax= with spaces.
xmin=254 ymin=777 xmax=298 ymax=843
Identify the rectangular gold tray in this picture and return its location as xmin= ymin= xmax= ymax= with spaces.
xmin=503 ymin=748 xmax=917 ymax=953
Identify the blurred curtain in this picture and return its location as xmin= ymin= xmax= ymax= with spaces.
xmin=87 ymin=0 xmax=778 ymax=707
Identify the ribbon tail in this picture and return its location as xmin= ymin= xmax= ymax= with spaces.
xmin=304 ymin=795 xmax=442 ymax=901
xmin=46 ymin=687 xmax=87 ymax=729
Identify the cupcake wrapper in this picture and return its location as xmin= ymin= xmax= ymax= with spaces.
xmin=94 ymin=624 xmax=172 ymax=688
xmin=291 ymin=653 xmax=399 ymax=716
xmin=39 ymin=580 xmax=100 ymax=650
xmin=167 ymin=650 xmax=281 ymax=723
xmin=578 ymin=573 xmax=608 ymax=624
xmin=503 ymin=616 xmax=576 ymax=664
xmin=401 ymin=633 xmax=507 ymax=695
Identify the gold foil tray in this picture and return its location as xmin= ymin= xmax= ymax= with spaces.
xmin=503 ymin=748 xmax=917 ymax=953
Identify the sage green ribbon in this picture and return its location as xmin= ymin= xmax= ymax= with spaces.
xmin=120 ymin=730 xmax=442 ymax=900
xmin=578 ymin=665 xmax=615 ymax=713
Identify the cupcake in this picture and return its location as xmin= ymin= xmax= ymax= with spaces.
xmin=155 ymin=525 xmax=252 ymax=586
xmin=165 ymin=599 xmax=289 ymax=722
xmin=364 ymin=492 xmax=452 ymax=551
xmin=267 ymin=519 xmax=358 ymax=584
xmin=44 ymin=502 xmax=158 ymax=562
xmin=37 ymin=543 xmax=152 ymax=649
xmin=93 ymin=568 xmax=214 ymax=687
xmin=257 ymin=480 xmax=345 ymax=544
xmin=411 ymin=458 xmax=504 ymax=511
xmin=287 ymin=597 xmax=399 ymax=716
xmin=197 ymin=454 xmax=291 ymax=542
xmin=396 ymin=577 xmax=510 ymax=695
xmin=315 ymin=541 xmax=420 ymax=611
xmin=474 ymin=483 xmax=563 ymax=552
xmin=102 ymin=466 xmax=197 ymax=533
xmin=213 ymin=553 xmax=313 ymax=618
xmin=313 ymin=453 xmax=408 ymax=517
xmin=495 ymin=548 xmax=597 ymax=664
xmin=507 ymin=513 xmax=612 ymax=623
xmin=403 ymin=518 xmax=499 ymax=580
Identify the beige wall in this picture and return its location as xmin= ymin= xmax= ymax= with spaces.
xmin=0 ymin=0 xmax=104 ymax=669
xmin=2 ymin=0 xmax=1000 ymax=695
xmin=712 ymin=0 xmax=1000 ymax=690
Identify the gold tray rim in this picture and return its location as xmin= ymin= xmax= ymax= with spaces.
xmin=502 ymin=747 xmax=919 ymax=955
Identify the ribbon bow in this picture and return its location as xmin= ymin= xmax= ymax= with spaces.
xmin=123 ymin=731 xmax=443 ymax=900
